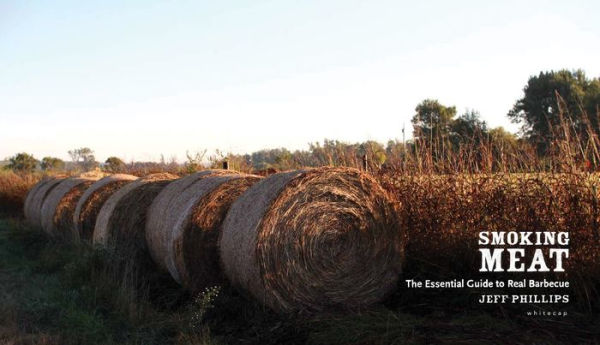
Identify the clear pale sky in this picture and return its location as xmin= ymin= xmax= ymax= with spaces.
xmin=1 ymin=1 xmax=599 ymax=162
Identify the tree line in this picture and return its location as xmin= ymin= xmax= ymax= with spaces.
xmin=4 ymin=69 xmax=600 ymax=174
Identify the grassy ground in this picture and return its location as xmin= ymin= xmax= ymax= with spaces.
xmin=0 ymin=218 xmax=217 ymax=345
xmin=1 ymin=217 xmax=598 ymax=345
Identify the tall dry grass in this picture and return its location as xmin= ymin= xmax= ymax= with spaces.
xmin=0 ymin=171 xmax=40 ymax=217
xmin=377 ymin=101 xmax=600 ymax=314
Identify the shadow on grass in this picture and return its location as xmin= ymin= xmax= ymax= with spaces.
xmin=0 ymin=219 xmax=215 ymax=345
xmin=1 ymin=218 xmax=598 ymax=345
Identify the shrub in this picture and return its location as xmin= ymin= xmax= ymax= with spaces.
xmin=6 ymin=152 xmax=38 ymax=173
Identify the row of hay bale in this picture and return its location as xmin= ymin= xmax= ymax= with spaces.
xmin=23 ymin=167 xmax=405 ymax=313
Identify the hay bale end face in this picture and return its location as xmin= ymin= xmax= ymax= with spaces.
xmin=72 ymin=174 xmax=137 ymax=242
xmin=145 ymin=169 xmax=234 ymax=272
xmin=220 ymin=167 xmax=404 ymax=313
xmin=167 ymin=174 xmax=262 ymax=292
xmin=40 ymin=177 xmax=100 ymax=238
xmin=93 ymin=173 xmax=178 ymax=268
xmin=25 ymin=177 xmax=67 ymax=228
xmin=24 ymin=178 xmax=52 ymax=223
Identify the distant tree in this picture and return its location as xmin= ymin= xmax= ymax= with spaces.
xmin=251 ymin=148 xmax=295 ymax=170
xmin=359 ymin=140 xmax=387 ymax=167
xmin=6 ymin=153 xmax=38 ymax=173
xmin=273 ymin=149 xmax=294 ymax=170
xmin=488 ymin=127 xmax=518 ymax=147
xmin=104 ymin=156 xmax=126 ymax=173
xmin=412 ymin=99 xmax=457 ymax=144
xmin=450 ymin=110 xmax=487 ymax=147
xmin=485 ymin=127 xmax=521 ymax=171
xmin=225 ymin=153 xmax=253 ymax=172
xmin=68 ymin=147 xmax=97 ymax=171
xmin=508 ymin=69 xmax=600 ymax=154
xmin=289 ymin=150 xmax=314 ymax=168
xmin=40 ymin=157 xmax=65 ymax=171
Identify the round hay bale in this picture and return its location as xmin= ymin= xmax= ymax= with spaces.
xmin=93 ymin=173 xmax=178 ymax=268
xmin=220 ymin=167 xmax=404 ymax=313
xmin=40 ymin=176 xmax=100 ymax=238
xmin=145 ymin=169 xmax=234 ymax=272
xmin=166 ymin=174 xmax=262 ymax=292
xmin=72 ymin=174 xmax=138 ymax=242
xmin=25 ymin=177 xmax=68 ymax=228
xmin=24 ymin=178 xmax=53 ymax=223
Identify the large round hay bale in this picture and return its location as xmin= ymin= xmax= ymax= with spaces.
xmin=93 ymin=173 xmax=178 ymax=268
xmin=40 ymin=176 xmax=100 ymax=238
xmin=145 ymin=169 xmax=234 ymax=272
xmin=164 ymin=174 xmax=262 ymax=292
xmin=27 ymin=177 xmax=65 ymax=227
xmin=24 ymin=178 xmax=53 ymax=223
xmin=72 ymin=174 xmax=138 ymax=242
xmin=220 ymin=167 xmax=404 ymax=313
xmin=25 ymin=177 xmax=68 ymax=228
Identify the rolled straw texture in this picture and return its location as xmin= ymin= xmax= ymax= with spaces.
xmin=92 ymin=173 xmax=178 ymax=252
xmin=72 ymin=174 xmax=137 ymax=242
xmin=220 ymin=167 xmax=404 ymax=313
xmin=24 ymin=178 xmax=53 ymax=224
xmin=145 ymin=169 xmax=234 ymax=272
xmin=40 ymin=176 xmax=99 ymax=238
xmin=25 ymin=177 xmax=67 ymax=228
xmin=168 ymin=174 xmax=262 ymax=291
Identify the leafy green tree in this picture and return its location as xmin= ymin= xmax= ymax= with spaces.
xmin=6 ymin=153 xmax=38 ymax=173
xmin=359 ymin=140 xmax=387 ymax=167
xmin=450 ymin=110 xmax=487 ymax=147
xmin=488 ymin=127 xmax=518 ymax=147
xmin=508 ymin=69 xmax=600 ymax=154
xmin=485 ymin=127 xmax=520 ymax=171
xmin=251 ymin=148 xmax=293 ymax=170
xmin=412 ymin=99 xmax=457 ymax=144
xmin=273 ymin=149 xmax=294 ymax=170
xmin=104 ymin=156 xmax=126 ymax=173
xmin=68 ymin=147 xmax=97 ymax=171
xmin=40 ymin=157 xmax=65 ymax=171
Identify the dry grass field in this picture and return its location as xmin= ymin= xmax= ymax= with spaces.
xmin=0 ymin=163 xmax=599 ymax=344
xmin=0 ymin=171 xmax=39 ymax=217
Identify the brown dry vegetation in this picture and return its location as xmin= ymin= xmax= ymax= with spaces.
xmin=0 ymin=171 xmax=40 ymax=217
xmin=379 ymin=171 xmax=600 ymax=314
